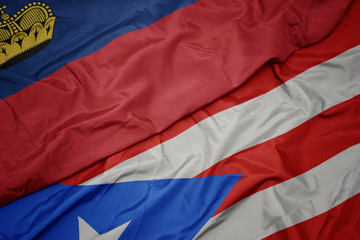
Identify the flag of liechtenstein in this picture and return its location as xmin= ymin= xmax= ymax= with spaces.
xmin=0 ymin=0 xmax=351 ymax=206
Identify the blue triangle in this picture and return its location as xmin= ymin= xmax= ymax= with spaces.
xmin=0 ymin=175 xmax=242 ymax=239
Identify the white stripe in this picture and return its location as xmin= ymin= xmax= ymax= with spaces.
xmin=194 ymin=143 xmax=360 ymax=240
xmin=84 ymin=45 xmax=360 ymax=185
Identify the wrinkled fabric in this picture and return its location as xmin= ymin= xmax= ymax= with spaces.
xmin=0 ymin=175 xmax=241 ymax=239
xmin=264 ymin=193 xmax=360 ymax=240
xmin=0 ymin=0 xmax=352 ymax=206
xmin=194 ymin=144 xmax=360 ymax=239
xmin=59 ymin=2 xmax=360 ymax=238
xmin=78 ymin=45 xmax=360 ymax=186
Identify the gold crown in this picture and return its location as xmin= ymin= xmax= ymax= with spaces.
xmin=0 ymin=2 xmax=56 ymax=69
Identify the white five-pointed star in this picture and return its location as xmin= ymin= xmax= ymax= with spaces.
xmin=78 ymin=216 xmax=130 ymax=240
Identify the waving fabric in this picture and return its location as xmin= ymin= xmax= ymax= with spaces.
xmin=0 ymin=0 xmax=352 ymax=206
xmin=1 ymin=0 xmax=359 ymax=239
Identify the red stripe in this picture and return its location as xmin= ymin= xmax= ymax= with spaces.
xmin=0 ymin=0 xmax=353 ymax=206
xmin=196 ymin=95 xmax=360 ymax=215
xmin=62 ymin=0 xmax=360 ymax=186
xmin=263 ymin=193 xmax=360 ymax=240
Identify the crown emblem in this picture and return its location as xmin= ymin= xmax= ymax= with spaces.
xmin=0 ymin=2 xmax=56 ymax=69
